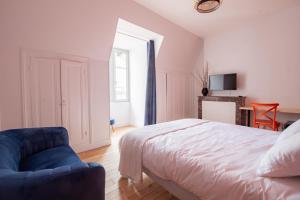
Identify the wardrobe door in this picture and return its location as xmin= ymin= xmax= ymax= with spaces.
xmin=27 ymin=57 xmax=62 ymax=127
xmin=156 ymin=70 xmax=167 ymax=123
xmin=61 ymin=60 xmax=89 ymax=152
xmin=166 ymin=73 xmax=186 ymax=121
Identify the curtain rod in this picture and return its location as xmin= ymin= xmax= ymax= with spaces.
xmin=116 ymin=31 xmax=149 ymax=42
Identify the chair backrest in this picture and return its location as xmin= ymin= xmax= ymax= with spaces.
xmin=252 ymin=103 xmax=279 ymax=129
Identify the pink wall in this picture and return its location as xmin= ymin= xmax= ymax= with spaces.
xmin=204 ymin=6 xmax=300 ymax=120
xmin=0 ymin=0 xmax=203 ymax=130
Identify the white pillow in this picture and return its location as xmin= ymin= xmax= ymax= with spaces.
xmin=257 ymin=126 xmax=300 ymax=177
xmin=276 ymin=119 xmax=300 ymax=143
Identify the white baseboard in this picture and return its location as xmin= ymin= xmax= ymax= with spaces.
xmin=75 ymin=139 xmax=111 ymax=153
xmin=115 ymin=123 xmax=131 ymax=128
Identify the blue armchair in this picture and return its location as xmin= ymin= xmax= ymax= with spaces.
xmin=0 ymin=127 xmax=105 ymax=200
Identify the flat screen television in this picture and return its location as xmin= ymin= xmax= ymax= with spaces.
xmin=209 ymin=73 xmax=237 ymax=91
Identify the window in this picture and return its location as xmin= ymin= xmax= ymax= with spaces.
xmin=110 ymin=48 xmax=130 ymax=102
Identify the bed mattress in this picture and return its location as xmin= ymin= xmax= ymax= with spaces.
xmin=142 ymin=121 xmax=300 ymax=200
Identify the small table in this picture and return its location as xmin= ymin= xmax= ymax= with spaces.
xmin=240 ymin=106 xmax=300 ymax=127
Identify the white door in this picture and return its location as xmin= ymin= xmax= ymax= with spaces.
xmin=166 ymin=73 xmax=186 ymax=120
xmin=165 ymin=73 xmax=195 ymax=121
xmin=27 ymin=57 xmax=62 ymax=127
xmin=61 ymin=60 xmax=90 ymax=152
xmin=184 ymin=74 xmax=195 ymax=118
xmin=156 ymin=70 xmax=167 ymax=123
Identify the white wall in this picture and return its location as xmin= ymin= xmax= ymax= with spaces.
xmin=0 ymin=0 xmax=203 ymax=151
xmin=109 ymin=102 xmax=131 ymax=127
xmin=203 ymin=6 xmax=300 ymax=122
xmin=128 ymin=37 xmax=148 ymax=127
xmin=110 ymin=32 xmax=148 ymax=127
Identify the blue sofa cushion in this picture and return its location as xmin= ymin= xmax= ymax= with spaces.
xmin=10 ymin=127 xmax=69 ymax=159
xmin=20 ymin=146 xmax=84 ymax=171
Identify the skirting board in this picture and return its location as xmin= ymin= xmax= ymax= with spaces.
xmin=143 ymin=167 xmax=200 ymax=200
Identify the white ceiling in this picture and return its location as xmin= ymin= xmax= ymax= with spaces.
xmin=133 ymin=0 xmax=300 ymax=38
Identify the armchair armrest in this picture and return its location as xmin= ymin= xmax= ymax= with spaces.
xmin=0 ymin=162 xmax=105 ymax=200
xmin=2 ymin=127 xmax=69 ymax=158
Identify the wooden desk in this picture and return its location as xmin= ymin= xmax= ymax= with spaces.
xmin=240 ymin=106 xmax=300 ymax=126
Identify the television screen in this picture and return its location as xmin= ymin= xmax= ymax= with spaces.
xmin=209 ymin=73 xmax=237 ymax=91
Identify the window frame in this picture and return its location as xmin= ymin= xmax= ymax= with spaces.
xmin=110 ymin=48 xmax=130 ymax=102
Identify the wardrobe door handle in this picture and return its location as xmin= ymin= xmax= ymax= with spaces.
xmin=62 ymin=99 xmax=67 ymax=106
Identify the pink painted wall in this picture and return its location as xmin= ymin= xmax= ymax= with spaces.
xmin=0 ymin=0 xmax=203 ymax=130
xmin=204 ymin=6 xmax=300 ymax=121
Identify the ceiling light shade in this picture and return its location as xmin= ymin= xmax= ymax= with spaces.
xmin=195 ymin=0 xmax=222 ymax=13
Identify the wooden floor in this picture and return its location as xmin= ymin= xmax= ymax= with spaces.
xmin=78 ymin=126 xmax=178 ymax=200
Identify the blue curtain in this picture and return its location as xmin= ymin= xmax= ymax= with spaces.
xmin=144 ymin=40 xmax=157 ymax=125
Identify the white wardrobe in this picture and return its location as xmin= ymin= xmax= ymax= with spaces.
xmin=22 ymin=51 xmax=91 ymax=152
xmin=156 ymin=70 xmax=195 ymax=123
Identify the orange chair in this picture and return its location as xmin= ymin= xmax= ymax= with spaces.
xmin=252 ymin=103 xmax=280 ymax=131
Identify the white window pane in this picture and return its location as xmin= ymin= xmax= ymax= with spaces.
xmin=111 ymin=49 xmax=129 ymax=101
xmin=115 ymin=67 xmax=127 ymax=100
xmin=115 ymin=88 xmax=127 ymax=100
xmin=115 ymin=51 xmax=127 ymax=68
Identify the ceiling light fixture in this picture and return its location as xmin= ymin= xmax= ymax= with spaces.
xmin=195 ymin=0 xmax=222 ymax=13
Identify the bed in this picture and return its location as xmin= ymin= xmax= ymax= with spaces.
xmin=119 ymin=119 xmax=300 ymax=200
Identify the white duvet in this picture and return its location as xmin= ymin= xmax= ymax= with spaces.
xmin=120 ymin=119 xmax=300 ymax=200
xmin=119 ymin=119 xmax=206 ymax=182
